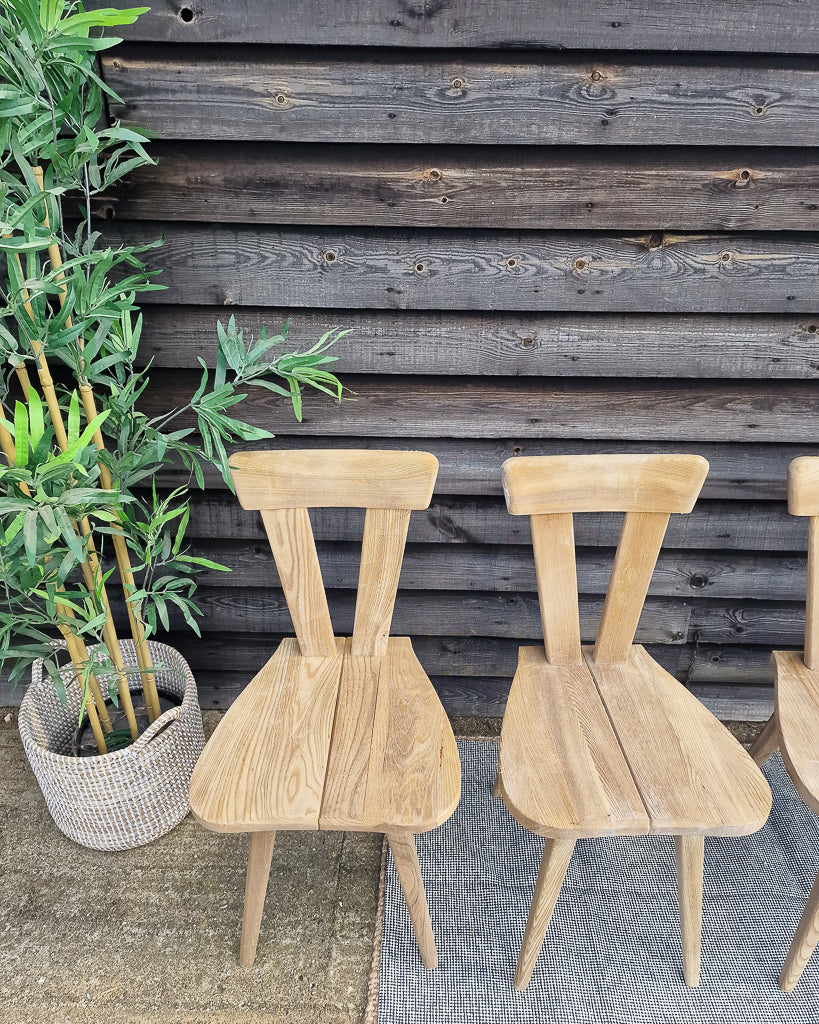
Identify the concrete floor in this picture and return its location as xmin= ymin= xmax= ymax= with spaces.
xmin=0 ymin=710 xmax=382 ymax=1024
xmin=0 ymin=710 xmax=765 ymax=1024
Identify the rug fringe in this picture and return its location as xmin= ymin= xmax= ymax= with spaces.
xmin=363 ymin=834 xmax=388 ymax=1024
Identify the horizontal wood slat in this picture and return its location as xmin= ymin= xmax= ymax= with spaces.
xmin=110 ymin=588 xmax=692 ymax=642
xmin=94 ymin=0 xmax=819 ymax=54
xmin=184 ymin=496 xmax=805 ymax=552
xmin=426 ymin=679 xmax=774 ymax=722
xmin=102 ymin=223 xmax=819 ymax=313
xmin=186 ymin=539 xmax=809 ymax=602
xmin=98 ymin=144 xmax=819 ymax=232
xmin=137 ymin=308 xmax=819 ymax=379
xmin=103 ymin=50 xmax=819 ymax=147
xmin=154 ymin=436 xmax=817 ymax=501
xmin=141 ymin=373 xmax=819 ymax=444
xmin=136 ymin=632 xmax=778 ymax=688
xmin=103 ymin=587 xmax=806 ymax=646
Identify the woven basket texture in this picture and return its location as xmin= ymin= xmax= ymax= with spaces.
xmin=18 ymin=639 xmax=205 ymax=851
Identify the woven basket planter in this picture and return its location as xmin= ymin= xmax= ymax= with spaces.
xmin=18 ymin=639 xmax=205 ymax=851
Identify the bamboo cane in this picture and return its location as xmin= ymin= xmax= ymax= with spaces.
xmin=9 ymin=250 xmax=139 ymax=740
xmin=0 ymin=407 xmax=109 ymax=751
xmin=33 ymin=168 xmax=161 ymax=722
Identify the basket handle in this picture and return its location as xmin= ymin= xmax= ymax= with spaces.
xmin=131 ymin=705 xmax=182 ymax=750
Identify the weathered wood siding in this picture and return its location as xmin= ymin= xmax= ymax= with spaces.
xmin=74 ymin=0 xmax=819 ymax=718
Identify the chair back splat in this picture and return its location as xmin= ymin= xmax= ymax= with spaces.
xmin=502 ymin=454 xmax=709 ymax=666
xmin=230 ymin=449 xmax=439 ymax=659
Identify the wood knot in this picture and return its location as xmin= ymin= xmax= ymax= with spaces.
xmin=573 ymin=257 xmax=588 ymax=271
xmin=275 ymin=93 xmax=290 ymax=107
xmin=323 ymin=250 xmax=337 ymax=264
xmin=450 ymin=77 xmax=466 ymax=91
xmin=646 ymin=232 xmax=664 ymax=249
xmin=590 ymin=69 xmax=604 ymax=82
xmin=414 ymin=261 xmax=427 ymax=273
xmin=178 ymin=5 xmax=194 ymax=22
xmin=506 ymin=257 xmax=518 ymax=268
xmin=521 ymin=337 xmax=534 ymax=348
xmin=720 ymin=250 xmax=733 ymax=263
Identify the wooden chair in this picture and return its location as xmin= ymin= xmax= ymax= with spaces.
xmin=748 ymin=456 xmax=819 ymax=992
xmin=189 ymin=449 xmax=460 ymax=969
xmin=493 ymin=453 xmax=772 ymax=990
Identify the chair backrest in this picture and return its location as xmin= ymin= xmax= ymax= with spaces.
xmin=230 ymin=449 xmax=439 ymax=657
xmin=788 ymin=457 xmax=819 ymax=670
xmin=502 ymin=454 xmax=709 ymax=665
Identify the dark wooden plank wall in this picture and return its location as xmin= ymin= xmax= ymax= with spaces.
xmin=60 ymin=1 xmax=819 ymax=719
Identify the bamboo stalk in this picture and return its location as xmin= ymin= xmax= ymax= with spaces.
xmin=9 ymin=252 xmax=139 ymax=740
xmin=0 ymin=406 xmax=109 ymax=750
xmin=34 ymin=168 xmax=162 ymax=723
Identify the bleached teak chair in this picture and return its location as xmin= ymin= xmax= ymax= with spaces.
xmin=749 ymin=456 xmax=819 ymax=992
xmin=494 ymin=454 xmax=772 ymax=990
xmin=189 ymin=450 xmax=460 ymax=969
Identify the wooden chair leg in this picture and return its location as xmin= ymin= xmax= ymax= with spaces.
xmin=514 ymin=837 xmax=575 ymax=991
xmin=387 ymin=830 xmax=438 ymax=970
xmin=239 ymin=830 xmax=276 ymax=967
xmin=674 ymin=834 xmax=704 ymax=987
xmin=749 ymin=712 xmax=779 ymax=766
xmin=780 ymin=871 xmax=819 ymax=992
xmin=491 ymin=772 xmax=502 ymax=798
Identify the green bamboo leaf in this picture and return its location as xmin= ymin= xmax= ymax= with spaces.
xmin=22 ymin=509 xmax=39 ymax=566
xmin=27 ymin=388 xmax=44 ymax=447
xmin=67 ymin=390 xmax=80 ymax=446
xmin=13 ymin=401 xmax=28 ymax=467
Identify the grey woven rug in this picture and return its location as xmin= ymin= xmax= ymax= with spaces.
xmin=379 ymin=740 xmax=819 ymax=1023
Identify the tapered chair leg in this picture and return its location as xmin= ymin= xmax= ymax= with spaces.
xmin=514 ymin=837 xmax=575 ymax=991
xmin=780 ymin=871 xmax=819 ymax=992
xmin=674 ymin=834 xmax=704 ymax=987
xmin=749 ymin=713 xmax=779 ymax=766
xmin=239 ymin=830 xmax=276 ymax=967
xmin=387 ymin=830 xmax=438 ymax=970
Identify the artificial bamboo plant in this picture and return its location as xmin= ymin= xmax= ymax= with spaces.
xmin=0 ymin=0 xmax=347 ymax=753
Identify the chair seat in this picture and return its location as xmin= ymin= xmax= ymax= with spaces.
xmin=189 ymin=636 xmax=460 ymax=835
xmin=498 ymin=644 xmax=771 ymax=839
xmin=774 ymin=649 xmax=819 ymax=817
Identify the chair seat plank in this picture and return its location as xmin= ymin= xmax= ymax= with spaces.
xmin=774 ymin=649 xmax=819 ymax=817
xmin=319 ymin=640 xmax=380 ymax=830
xmin=189 ymin=637 xmax=345 ymax=832
xmin=321 ymin=637 xmax=460 ymax=832
xmin=363 ymin=637 xmax=460 ymax=833
xmin=498 ymin=646 xmax=650 ymax=838
xmin=586 ymin=644 xmax=771 ymax=836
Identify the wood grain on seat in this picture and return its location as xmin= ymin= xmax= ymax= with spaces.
xmin=586 ymin=644 xmax=771 ymax=835
xmin=321 ymin=637 xmax=460 ymax=832
xmin=774 ymin=650 xmax=819 ymax=818
xmin=498 ymin=646 xmax=649 ymax=838
xmin=189 ymin=637 xmax=345 ymax=832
